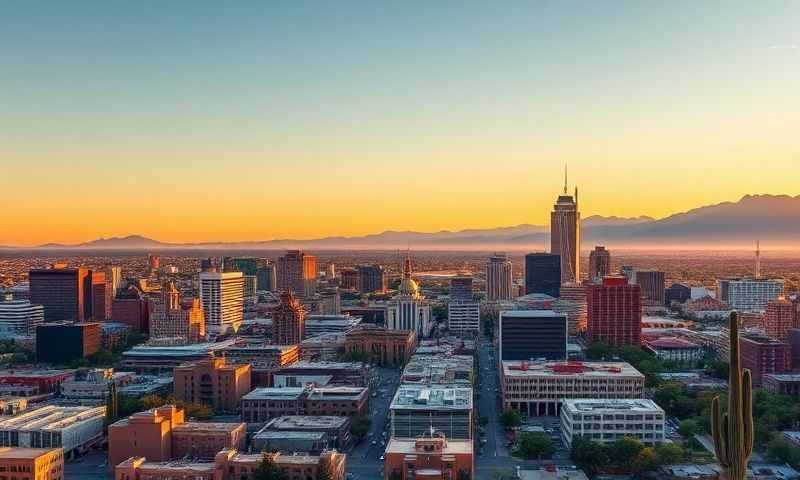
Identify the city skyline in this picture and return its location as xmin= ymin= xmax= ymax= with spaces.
xmin=2 ymin=2 xmax=799 ymax=245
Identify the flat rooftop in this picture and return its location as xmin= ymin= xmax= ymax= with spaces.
xmin=0 ymin=369 xmax=73 ymax=378
xmin=0 ymin=405 xmax=105 ymax=431
xmin=765 ymin=373 xmax=800 ymax=382
xmin=385 ymin=437 xmax=472 ymax=455
xmin=390 ymin=385 xmax=473 ymax=411
xmin=277 ymin=361 xmax=364 ymax=370
xmin=242 ymin=387 xmax=305 ymax=401
xmin=561 ymin=399 xmax=663 ymax=414
xmin=306 ymin=386 xmax=366 ymax=400
xmin=122 ymin=340 xmax=237 ymax=357
xmin=501 ymin=309 xmax=565 ymax=318
xmin=253 ymin=430 xmax=327 ymax=441
xmin=502 ymin=361 xmax=644 ymax=379
xmin=0 ymin=447 xmax=60 ymax=459
xmin=173 ymin=422 xmax=244 ymax=433
xmin=265 ymin=416 xmax=349 ymax=430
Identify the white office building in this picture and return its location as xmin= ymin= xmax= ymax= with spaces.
xmin=447 ymin=301 xmax=480 ymax=333
xmin=199 ymin=271 xmax=244 ymax=335
xmin=560 ymin=399 xmax=665 ymax=448
xmin=0 ymin=405 xmax=105 ymax=456
xmin=0 ymin=300 xmax=44 ymax=338
xmin=716 ymin=278 xmax=784 ymax=312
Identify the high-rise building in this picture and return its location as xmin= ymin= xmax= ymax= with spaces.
xmin=256 ymin=263 xmax=277 ymax=292
xmin=243 ymin=275 xmax=258 ymax=306
xmin=550 ymin=173 xmax=580 ymax=284
xmin=387 ymin=255 xmax=432 ymax=337
xmin=486 ymin=253 xmax=513 ymax=301
xmin=149 ymin=281 xmax=205 ymax=344
xmin=664 ymin=283 xmax=691 ymax=306
xmin=717 ymin=278 xmax=784 ymax=312
xmin=29 ymin=266 xmax=93 ymax=322
xmin=273 ymin=290 xmax=306 ymax=345
xmin=147 ymin=254 xmax=160 ymax=273
xmin=588 ymin=246 xmax=611 ymax=282
xmin=112 ymin=284 xmax=150 ymax=333
xmin=635 ymin=270 xmax=665 ymax=306
xmin=765 ymin=297 xmax=795 ymax=342
xmin=555 ymin=282 xmax=588 ymax=334
xmin=0 ymin=300 xmax=44 ymax=337
xmin=499 ymin=310 xmax=567 ymax=361
xmin=587 ymin=276 xmax=642 ymax=347
xmin=340 ymin=269 xmax=359 ymax=290
xmin=36 ymin=322 xmax=102 ymax=363
xmin=199 ymin=271 xmax=244 ymax=335
xmin=277 ymin=250 xmax=317 ymax=297
xmin=740 ymin=332 xmax=791 ymax=386
xmin=107 ymin=266 xmax=122 ymax=296
xmin=449 ymin=276 xmax=473 ymax=302
xmin=325 ymin=262 xmax=336 ymax=280
xmin=447 ymin=301 xmax=480 ymax=333
xmin=357 ymin=265 xmax=387 ymax=294
xmin=524 ymin=253 xmax=561 ymax=298
xmin=91 ymin=272 xmax=110 ymax=321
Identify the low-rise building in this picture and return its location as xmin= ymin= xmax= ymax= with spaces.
xmin=384 ymin=433 xmax=473 ymax=480
xmin=59 ymin=369 xmax=135 ymax=403
xmin=763 ymin=374 xmax=800 ymax=397
xmin=0 ymin=405 xmax=105 ymax=457
xmin=252 ymin=430 xmax=329 ymax=454
xmin=240 ymin=386 xmax=369 ymax=424
xmin=36 ymin=322 xmax=102 ymax=363
xmin=644 ymin=337 xmax=704 ymax=364
xmin=0 ymin=447 xmax=64 ymax=480
xmin=501 ymin=361 xmax=645 ymax=417
xmin=401 ymin=354 xmax=474 ymax=386
xmin=272 ymin=361 xmax=370 ymax=388
xmin=344 ymin=324 xmax=417 ymax=366
xmin=300 ymin=333 xmax=347 ymax=362
xmin=115 ymin=449 xmax=347 ymax=480
xmin=117 ymin=376 xmax=174 ymax=398
xmin=257 ymin=416 xmax=351 ymax=449
xmin=390 ymin=385 xmax=473 ymax=440
xmin=220 ymin=342 xmax=299 ymax=387
xmin=304 ymin=314 xmax=362 ymax=339
xmin=173 ymin=357 xmax=251 ymax=413
xmin=560 ymin=399 xmax=665 ymax=448
xmin=119 ymin=339 xmax=238 ymax=374
xmin=0 ymin=397 xmax=28 ymax=415
xmin=0 ymin=369 xmax=74 ymax=395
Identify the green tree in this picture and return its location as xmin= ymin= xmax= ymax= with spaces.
xmin=500 ymin=408 xmax=521 ymax=429
xmin=585 ymin=341 xmax=613 ymax=360
xmin=140 ymin=394 xmax=166 ymax=410
xmin=609 ymin=436 xmax=644 ymax=471
xmin=88 ymin=349 xmax=115 ymax=366
xmin=766 ymin=436 xmax=800 ymax=469
xmin=183 ymin=402 xmax=213 ymax=420
xmin=705 ymin=359 xmax=729 ymax=380
xmin=570 ymin=437 xmax=609 ymax=476
xmin=351 ymin=416 xmax=372 ymax=441
xmin=254 ymin=454 xmax=289 ymax=480
xmin=516 ymin=432 xmax=555 ymax=460
xmin=678 ymin=419 xmax=698 ymax=439
xmin=632 ymin=447 xmax=659 ymax=476
xmin=655 ymin=443 xmax=685 ymax=465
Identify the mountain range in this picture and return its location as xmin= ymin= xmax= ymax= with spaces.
xmin=7 ymin=194 xmax=800 ymax=251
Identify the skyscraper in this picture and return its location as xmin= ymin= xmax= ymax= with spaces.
xmin=765 ymin=297 xmax=794 ymax=342
xmin=277 ymin=250 xmax=317 ymax=297
xmin=256 ymin=263 xmax=277 ymax=292
xmin=449 ymin=276 xmax=474 ymax=302
xmin=107 ymin=266 xmax=122 ymax=297
xmin=147 ymin=254 xmax=160 ymax=274
xmin=199 ymin=271 xmax=244 ymax=335
xmin=223 ymin=257 xmax=259 ymax=276
xmin=555 ymin=282 xmax=588 ymax=334
xmin=273 ymin=290 xmax=305 ymax=345
xmin=29 ymin=266 xmax=93 ymax=322
xmin=91 ymin=272 xmax=111 ymax=321
xmin=550 ymin=171 xmax=580 ymax=283
xmin=357 ymin=265 xmax=387 ymax=294
xmin=524 ymin=253 xmax=561 ymax=298
xmin=499 ymin=310 xmax=567 ymax=361
xmin=588 ymin=246 xmax=611 ymax=282
xmin=149 ymin=281 xmax=205 ymax=344
xmin=486 ymin=253 xmax=513 ymax=301
xmin=587 ymin=276 xmax=642 ymax=347
xmin=635 ymin=270 xmax=666 ymax=306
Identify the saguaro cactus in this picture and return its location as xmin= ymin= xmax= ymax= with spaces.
xmin=711 ymin=312 xmax=754 ymax=480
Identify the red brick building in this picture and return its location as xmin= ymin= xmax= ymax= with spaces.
xmin=112 ymin=285 xmax=150 ymax=333
xmin=764 ymin=297 xmax=794 ymax=342
xmin=740 ymin=332 xmax=791 ymax=386
xmin=587 ymin=276 xmax=642 ymax=347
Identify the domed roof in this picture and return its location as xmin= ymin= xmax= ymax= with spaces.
xmin=399 ymin=277 xmax=419 ymax=296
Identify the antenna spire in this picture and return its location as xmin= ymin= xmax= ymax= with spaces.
xmin=563 ymin=164 xmax=568 ymax=195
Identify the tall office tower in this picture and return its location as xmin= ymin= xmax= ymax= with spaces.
xmin=224 ymin=257 xmax=259 ymax=276
xmin=273 ymin=290 xmax=305 ymax=345
xmin=199 ymin=271 xmax=244 ymax=335
xmin=588 ymin=246 xmax=611 ymax=282
xmin=29 ymin=266 xmax=93 ymax=322
xmin=0 ymin=300 xmax=44 ymax=337
xmin=635 ymin=270 xmax=666 ymax=306
xmin=149 ymin=281 xmax=205 ymax=344
xmin=524 ymin=253 xmax=561 ymax=298
xmin=325 ymin=262 xmax=336 ymax=280
xmin=765 ymin=297 xmax=794 ymax=342
xmin=587 ymin=276 xmax=642 ymax=347
xmin=550 ymin=171 xmax=580 ymax=283
xmin=243 ymin=275 xmax=258 ymax=306
xmin=340 ymin=269 xmax=359 ymax=290
xmin=317 ymin=287 xmax=342 ymax=315
xmin=107 ymin=266 xmax=122 ymax=297
xmin=358 ymin=265 xmax=387 ymax=294
xmin=486 ymin=253 xmax=513 ymax=301
xmin=620 ymin=266 xmax=636 ymax=284
xmin=112 ymin=284 xmax=150 ymax=333
xmin=449 ymin=276 xmax=474 ymax=302
xmin=499 ymin=310 xmax=567 ymax=361
xmin=200 ymin=258 xmax=215 ymax=272
xmin=91 ymin=272 xmax=111 ymax=321
xmin=256 ymin=263 xmax=277 ymax=292
xmin=277 ymin=250 xmax=317 ymax=297
xmin=147 ymin=254 xmax=160 ymax=273
xmin=555 ymin=282 xmax=588 ymax=334
xmin=716 ymin=278 xmax=784 ymax=312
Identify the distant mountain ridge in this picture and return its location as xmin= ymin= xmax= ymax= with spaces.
xmin=5 ymin=194 xmax=800 ymax=250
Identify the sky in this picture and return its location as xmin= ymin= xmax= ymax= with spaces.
xmin=1 ymin=1 xmax=799 ymax=246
